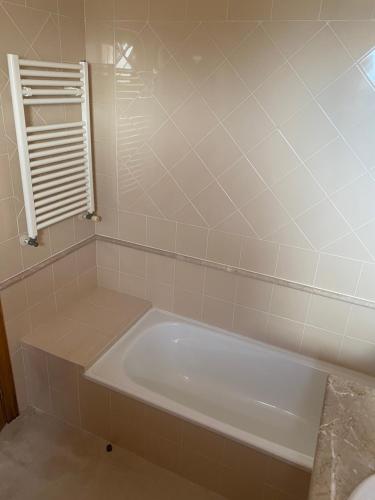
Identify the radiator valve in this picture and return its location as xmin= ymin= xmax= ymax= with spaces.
xmin=20 ymin=235 xmax=39 ymax=247
xmin=80 ymin=212 xmax=102 ymax=223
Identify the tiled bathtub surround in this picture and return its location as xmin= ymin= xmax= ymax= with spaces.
xmin=88 ymin=0 xmax=375 ymax=303
xmin=96 ymin=239 xmax=375 ymax=378
xmin=0 ymin=0 xmax=93 ymax=283
xmin=22 ymin=346 xmax=310 ymax=499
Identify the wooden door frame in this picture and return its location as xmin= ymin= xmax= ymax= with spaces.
xmin=0 ymin=302 xmax=18 ymax=423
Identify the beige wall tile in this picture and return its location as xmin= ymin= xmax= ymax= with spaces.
xmin=49 ymin=219 xmax=75 ymax=254
xmin=174 ymin=260 xmax=205 ymax=293
xmin=119 ymin=246 xmax=147 ymax=277
xmin=229 ymin=26 xmax=284 ymax=92
xmin=149 ymin=0 xmax=187 ymax=20
xmin=5 ymin=312 xmax=31 ymax=355
xmin=321 ymin=0 xmax=375 ymax=20
xmin=248 ymin=131 xmax=302 ymax=186
xmin=52 ymin=253 xmax=77 ymax=291
xmin=307 ymin=294 xmax=351 ymax=334
xmin=281 ymin=101 xmax=337 ymax=161
xmin=85 ymin=0 xmax=114 ymax=19
xmin=11 ymin=349 xmax=28 ymax=412
xmin=79 ymin=376 xmax=110 ymax=439
xmin=175 ymin=223 xmax=208 ymax=258
xmin=202 ymin=296 xmax=234 ymax=330
xmin=171 ymin=152 xmax=213 ymax=200
xmin=233 ymin=304 xmax=269 ymax=340
xmin=290 ymin=26 xmax=352 ymax=95
xmin=242 ymin=189 xmax=290 ymax=238
xmin=60 ymin=15 xmax=85 ymax=62
xmin=147 ymin=217 xmax=176 ymax=252
xmin=119 ymin=212 xmax=147 ymax=244
xmin=187 ymin=0 xmax=227 ymax=20
xmin=1 ymin=281 xmax=27 ymax=321
xmin=339 ymin=337 xmax=375 ymax=375
xmin=314 ymin=254 xmax=362 ymax=295
xmin=346 ymin=304 xmax=375 ymax=343
xmin=272 ymin=0 xmax=321 ymax=20
xmin=173 ymin=288 xmax=202 ymax=320
xmin=176 ymin=447 xmax=222 ymax=493
xmin=331 ymin=21 xmax=375 ymax=59
xmin=276 ymin=246 xmax=318 ymax=285
xmin=240 ymin=237 xmax=278 ymax=275
xmin=182 ymin=420 xmax=226 ymax=459
xmin=96 ymin=240 xmax=119 ymax=271
xmin=119 ymin=272 xmax=147 ymax=299
xmin=59 ymin=0 xmax=84 ymax=17
xmin=204 ymin=268 xmax=237 ymax=303
xmin=97 ymin=267 xmax=120 ymax=290
xmin=114 ymin=0 xmax=148 ymax=20
xmin=266 ymin=456 xmax=310 ymax=498
xmin=147 ymin=281 xmax=173 ymax=310
xmin=146 ymin=254 xmax=175 ymax=285
xmin=25 ymin=266 xmax=54 ymax=308
xmin=27 ymin=0 xmax=58 ymax=12
xmin=228 ymin=0 xmax=272 ymax=20
xmin=206 ymin=230 xmax=242 ymax=267
xmin=301 ymin=325 xmax=341 ymax=364
xmin=24 ymin=346 xmax=51 ymax=412
xmin=236 ymin=275 xmax=273 ymax=312
xmin=109 ymin=390 xmax=147 ymax=455
xmin=270 ymin=285 xmax=310 ymax=322
xmin=267 ymin=315 xmax=303 ymax=352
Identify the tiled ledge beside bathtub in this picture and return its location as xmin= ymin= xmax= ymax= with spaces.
xmin=21 ymin=287 xmax=150 ymax=369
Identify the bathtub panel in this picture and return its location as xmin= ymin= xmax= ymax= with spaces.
xmin=79 ymin=376 xmax=110 ymax=440
xmin=25 ymin=348 xmax=309 ymax=499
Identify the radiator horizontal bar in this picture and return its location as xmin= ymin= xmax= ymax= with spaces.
xmin=37 ymin=205 xmax=88 ymax=230
xmin=19 ymin=59 xmax=81 ymax=70
xmin=26 ymin=122 xmax=84 ymax=133
xmin=29 ymin=143 xmax=86 ymax=159
xmin=36 ymin=192 xmax=89 ymax=215
xmin=32 ymin=165 xmax=86 ymax=184
xmin=24 ymin=88 xmax=83 ymax=96
xmin=30 ymin=151 xmax=86 ymax=167
xmin=23 ymin=97 xmax=83 ymax=105
xmin=33 ymin=172 xmax=87 ymax=193
xmin=37 ymin=199 xmax=88 ymax=223
xmin=27 ymin=129 xmax=84 ymax=142
xmin=31 ymin=159 xmax=86 ymax=176
xmin=20 ymin=69 xmax=82 ymax=78
xmin=21 ymin=79 xmax=84 ymax=87
xmin=28 ymin=136 xmax=85 ymax=150
xmin=33 ymin=179 xmax=87 ymax=200
xmin=34 ymin=185 xmax=88 ymax=207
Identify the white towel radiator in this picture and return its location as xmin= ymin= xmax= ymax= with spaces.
xmin=7 ymin=54 xmax=98 ymax=247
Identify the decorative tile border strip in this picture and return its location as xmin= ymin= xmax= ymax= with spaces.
xmin=98 ymin=235 xmax=375 ymax=311
xmin=0 ymin=235 xmax=96 ymax=292
xmin=1 ymin=233 xmax=374 ymax=312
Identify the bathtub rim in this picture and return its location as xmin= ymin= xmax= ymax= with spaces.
xmin=85 ymin=308 xmax=375 ymax=471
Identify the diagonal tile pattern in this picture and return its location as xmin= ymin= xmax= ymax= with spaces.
xmin=93 ymin=9 xmax=375 ymax=285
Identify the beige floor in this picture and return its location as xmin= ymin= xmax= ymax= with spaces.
xmin=0 ymin=410 xmax=226 ymax=500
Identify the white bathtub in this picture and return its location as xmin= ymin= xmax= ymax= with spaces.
xmin=85 ymin=309 xmax=373 ymax=470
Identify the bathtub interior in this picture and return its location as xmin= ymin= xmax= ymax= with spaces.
xmin=85 ymin=309 xmax=338 ymax=467
xmin=121 ymin=319 xmax=327 ymax=458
